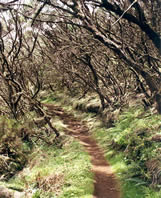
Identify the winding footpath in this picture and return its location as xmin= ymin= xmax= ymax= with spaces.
xmin=45 ymin=104 xmax=121 ymax=198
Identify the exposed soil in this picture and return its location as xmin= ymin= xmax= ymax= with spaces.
xmin=45 ymin=104 xmax=121 ymax=198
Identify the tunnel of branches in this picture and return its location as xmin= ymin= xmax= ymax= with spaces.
xmin=0 ymin=0 xmax=160 ymax=119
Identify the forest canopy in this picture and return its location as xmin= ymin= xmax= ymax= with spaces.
xmin=0 ymin=0 xmax=160 ymax=117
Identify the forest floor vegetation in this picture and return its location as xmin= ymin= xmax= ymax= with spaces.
xmin=0 ymin=109 xmax=93 ymax=198
xmin=46 ymin=90 xmax=161 ymax=198
xmin=44 ymin=103 xmax=120 ymax=198
xmin=0 ymin=90 xmax=160 ymax=198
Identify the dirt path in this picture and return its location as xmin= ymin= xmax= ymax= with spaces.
xmin=45 ymin=104 xmax=120 ymax=198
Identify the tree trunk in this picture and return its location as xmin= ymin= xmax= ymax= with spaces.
xmin=156 ymin=93 xmax=161 ymax=114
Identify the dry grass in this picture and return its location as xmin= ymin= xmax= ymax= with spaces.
xmin=36 ymin=173 xmax=64 ymax=194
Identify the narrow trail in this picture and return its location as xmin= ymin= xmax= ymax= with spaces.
xmin=45 ymin=104 xmax=120 ymax=198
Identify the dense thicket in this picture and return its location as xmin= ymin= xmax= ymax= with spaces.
xmin=0 ymin=0 xmax=160 ymax=184
xmin=34 ymin=0 xmax=161 ymax=112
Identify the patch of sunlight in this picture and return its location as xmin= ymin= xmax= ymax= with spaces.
xmin=105 ymin=152 xmax=126 ymax=173
xmin=51 ymin=117 xmax=67 ymax=130
xmin=144 ymin=188 xmax=161 ymax=198
xmin=112 ymin=161 xmax=127 ymax=174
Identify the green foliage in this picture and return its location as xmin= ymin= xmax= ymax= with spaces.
xmin=107 ymin=107 xmax=161 ymax=183
xmin=52 ymin=92 xmax=161 ymax=198
xmin=32 ymin=191 xmax=41 ymax=198
xmin=41 ymin=94 xmax=58 ymax=103
xmin=0 ymin=117 xmax=31 ymax=180
xmin=92 ymin=107 xmax=161 ymax=197
xmin=144 ymin=187 xmax=161 ymax=198
xmin=8 ymin=135 xmax=93 ymax=198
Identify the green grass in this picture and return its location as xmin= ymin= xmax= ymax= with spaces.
xmin=1 ymin=109 xmax=93 ymax=198
xmin=49 ymin=91 xmax=161 ymax=198
xmin=85 ymin=122 xmax=148 ymax=198
xmin=87 ymin=110 xmax=161 ymax=198
xmin=8 ymin=136 xmax=93 ymax=198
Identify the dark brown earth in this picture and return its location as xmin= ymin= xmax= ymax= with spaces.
xmin=45 ymin=104 xmax=121 ymax=198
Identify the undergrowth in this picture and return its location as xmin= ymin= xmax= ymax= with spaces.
xmin=8 ymin=137 xmax=93 ymax=198
xmin=1 ymin=111 xmax=93 ymax=198
xmin=0 ymin=117 xmax=32 ymax=180
xmin=50 ymin=91 xmax=161 ymax=198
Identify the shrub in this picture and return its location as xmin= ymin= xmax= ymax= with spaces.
xmin=0 ymin=117 xmax=31 ymax=180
